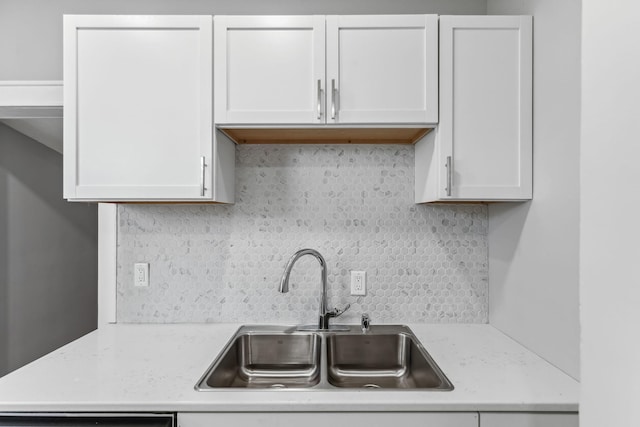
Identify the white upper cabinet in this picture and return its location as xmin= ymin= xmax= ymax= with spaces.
xmin=63 ymin=13 xmax=531 ymax=203
xmin=64 ymin=15 xmax=234 ymax=202
xmin=326 ymin=15 xmax=438 ymax=124
xmin=214 ymin=16 xmax=325 ymax=124
xmin=214 ymin=15 xmax=438 ymax=126
xmin=416 ymin=15 xmax=533 ymax=202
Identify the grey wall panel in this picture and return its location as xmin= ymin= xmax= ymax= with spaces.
xmin=487 ymin=0 xmax=581 ymax=380
xmin=0 ymin=123 xmax=97 ymax=376
xmin=0 ymin=141 xmax=7 ymax=375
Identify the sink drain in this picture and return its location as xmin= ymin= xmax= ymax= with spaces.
xmin=363 ymin=384 xmax=381 ymax=389
xmin=269 ymin=384 xmax=286 ymax=389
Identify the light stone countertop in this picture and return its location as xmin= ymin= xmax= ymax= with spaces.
xmin=0 ymin=323 xmax=578 ymax=412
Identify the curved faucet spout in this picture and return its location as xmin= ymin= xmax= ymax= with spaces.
xmin=279 ymin=249 xmax=326 ymax=298
xmin=278 ymin=249 xmax=348 ymax=330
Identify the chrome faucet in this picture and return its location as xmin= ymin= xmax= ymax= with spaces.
xmin=279 ymin=249 xmax=350 ymax=330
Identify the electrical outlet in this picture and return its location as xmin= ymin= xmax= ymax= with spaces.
xmin=134 ymin=263 xmax=149 ymax=287
xmin=350 ymin=271 xmax=366 ymax=296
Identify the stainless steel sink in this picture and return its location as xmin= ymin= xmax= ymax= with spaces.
xmin=195 ymin=325 xmax=453 ymax=391
xmin=196 ymin=327 xmax=321 ymax=389
xmin=326 ymin=331 xmax=453 ymax=389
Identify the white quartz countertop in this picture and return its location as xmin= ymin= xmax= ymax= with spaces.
xmin=0 ymin=323 xmax=578 ymax=412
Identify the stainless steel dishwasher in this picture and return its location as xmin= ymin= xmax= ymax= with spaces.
xmin=0 ymin=414 xmax=174 ymax=427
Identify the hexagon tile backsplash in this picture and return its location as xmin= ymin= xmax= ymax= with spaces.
xmin=117 ymin=144 xmax=488 ymax=324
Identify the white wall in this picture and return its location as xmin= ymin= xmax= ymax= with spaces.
xmin=0 ymin=123 xmax=98 ymax=376
xmin=581 ymin=1 xmax=640 ymax=425
xmin=486 ymin=0 xmax=581 ymax=380
xmin=0 ymin=0 xmax=486 ymax=80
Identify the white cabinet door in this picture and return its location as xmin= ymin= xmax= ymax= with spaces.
xmin=64 ymin=15 xmax=233 ymax=202
xmin=179 ymin=412 xmax=478 ymax=427
xmin=326 ymin=15 xmax=438 ymax=124
xmin=214 ymin=15 xmax=437 ymax=126
xmin=416 ymin=16 xmax=532 ymax=203
xmin=480 ymin=412 xmax=578 ymax=427
xmin=214 ymin=15 xmax=325 ymax=124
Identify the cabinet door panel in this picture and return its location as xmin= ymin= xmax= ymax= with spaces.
xmin=64 ymin=15 xmax=214 ymax=201
xmin=480 ymin=412 xmax=578 ymax=427
xmin=179 ymin=412 xmax=478 ymax=427
xmin=214 ymin=16 xmax=325 ymax=124
xmin=327 ymin=15 xmax=438 ymax=124
xmin=439 ymin=16 xmax=532 ymax=200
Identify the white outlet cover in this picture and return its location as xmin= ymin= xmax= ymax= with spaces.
xmin=350 ymin=271 xmax=366 ymax=296
xmin=134 ymin=263 xmax=149 ymax=287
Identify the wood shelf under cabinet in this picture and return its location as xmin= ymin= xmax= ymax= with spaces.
xmin=218 ymin=127 xmax=433 ymax=145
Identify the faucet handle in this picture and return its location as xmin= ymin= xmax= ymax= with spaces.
xmin=328 ymin=303 xmax=351 ymax=318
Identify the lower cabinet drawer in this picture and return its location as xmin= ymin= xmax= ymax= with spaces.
xmin=480 ymin=412 xmax=579 ymax=427
xmin=179 ymin=412 xmax=478 ymax=427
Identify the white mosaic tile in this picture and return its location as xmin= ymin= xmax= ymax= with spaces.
xmin=117 ymin=144 xmax=488 ymax=324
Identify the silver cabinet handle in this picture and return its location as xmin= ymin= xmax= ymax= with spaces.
xmin=316 ymin=79 xmax=323 ymax=120
xmin=445 ymin=156 xmax=452 ymax=197
xmin=200 ymin=156 xmax=207 ymax=197
xmin=331 ymin=78 xmax=337 ymax=120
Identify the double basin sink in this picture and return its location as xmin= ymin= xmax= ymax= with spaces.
xmin=195 ymin=324 xmax=453 ymax=390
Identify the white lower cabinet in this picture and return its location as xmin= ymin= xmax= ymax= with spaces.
xmin=180 ymin=412 xmax=579 ymax=427
xmin=179 ymin=412 xmax=478 ymax=427
xmin=480 ymin=412 xmax=578 ymax=427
